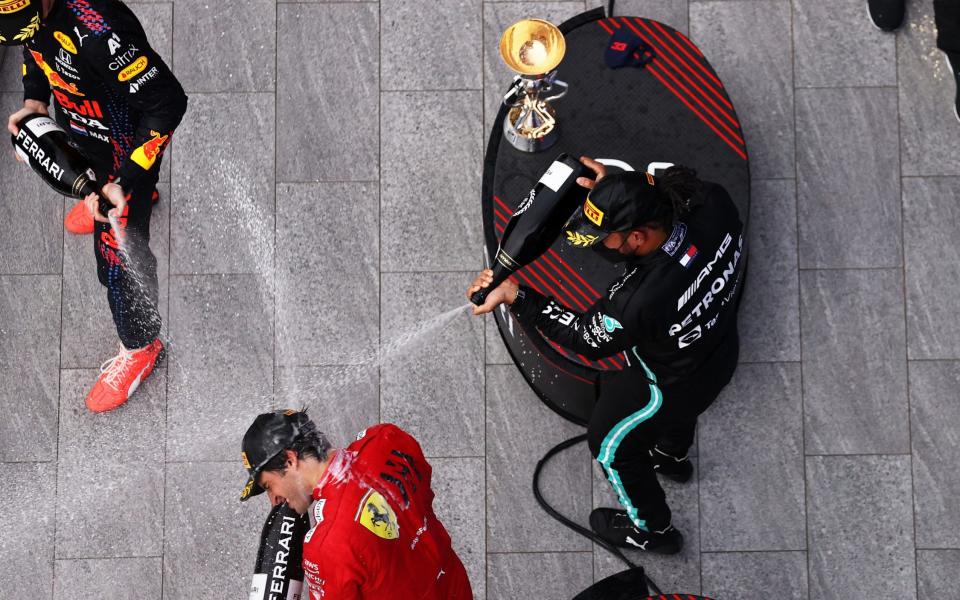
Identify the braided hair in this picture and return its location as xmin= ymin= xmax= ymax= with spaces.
xmin=644 ymin=165 xmax=703 ymax=230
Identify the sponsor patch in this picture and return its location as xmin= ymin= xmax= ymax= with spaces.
xmin=54 ymin=31 xmax=77 ymax=54
xmin=129 ymin=130 xmax=169 ymax=170
xmin=661 ymin=222 xmax=687 ymax=257
xmin=314 ymin=498 xmax=326 ymax=524
xmin=602 ymin=315 xmax=623 ymax=333
xmin=241 ymin=452 xmax=251 ymax=470
xmin=356 ymin=489 xmax=399 ymax=540
xmin=677 ymin=325 xmax=702 ymax=348
xmin=0 ymin=0 xmax=29 ymax=14
xmin=679 ymin=244 xmax=698 ymax=268
xmin=583 ymin=198 xmax=604 ymax=227
xmin=117 ymin=55 xmax=148 ymax=81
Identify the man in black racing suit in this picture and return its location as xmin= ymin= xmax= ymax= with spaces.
xmin=2 ymin=0 xmax=187 ymax=413
xmin=469 ymin=157 xmax=746 ymax=554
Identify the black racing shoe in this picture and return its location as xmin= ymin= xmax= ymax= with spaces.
xmin=867 ymin=0 xmax=905 ymax=32
xmin=945 ymin=51 xmax=960 ymax=124
xmin=650 ymin=446 xmax=693 ymax=483
xmin=589 ymin=508 xmax=683 ymax=555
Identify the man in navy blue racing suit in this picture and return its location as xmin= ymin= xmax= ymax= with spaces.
xmin=469 ymin=157 xmax=746 ymax=553
xmin=2 ymin=0 xmax=187 ymax=413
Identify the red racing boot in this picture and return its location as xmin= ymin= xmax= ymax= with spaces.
xmin=86 ymin=338 xmax=165 ymax=412
xmin=65 ymin=189 xmax=160 ymax=235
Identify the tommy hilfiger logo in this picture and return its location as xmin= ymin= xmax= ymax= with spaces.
xmin=679 ymin=244 xmax=698 ymax=268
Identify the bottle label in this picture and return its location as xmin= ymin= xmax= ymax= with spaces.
xmin=24 ymin=116 xmax=62 ymax=138
xmin=538 ymin=160 xmax=574 ymax=192
xmin=287 ymin=580 xmax=304 ymax=600
xmin=248 ymin=573 xmax=267 ymax=600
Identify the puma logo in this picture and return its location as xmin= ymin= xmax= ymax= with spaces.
xmin=625 ymin=536 xmax=649 ymax=549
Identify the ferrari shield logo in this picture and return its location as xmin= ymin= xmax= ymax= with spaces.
xmin=356 ymin=490 xmax=399 ymax=540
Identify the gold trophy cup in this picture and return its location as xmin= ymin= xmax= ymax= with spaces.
xmin=499 ymin=19 xmax=569 ymax=153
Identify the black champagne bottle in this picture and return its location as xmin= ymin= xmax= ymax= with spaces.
xmin=248 ymin=503 xmax=310 ymax=600
xmin=11 ymin=113 xmax=112 ymax=216
xmin=472 ymin=153 xmax=591 ymax=306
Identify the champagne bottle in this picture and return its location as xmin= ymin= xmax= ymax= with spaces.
xmin=10 ymin=113 xmax=112 ymax=216
xmin=472 ymin=153 xmax=591 ymax=306
xmin=249 ymin=503 xmax=310 ymax=600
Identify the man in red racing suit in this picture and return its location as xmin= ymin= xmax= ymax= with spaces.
xmin=240 ymin=410 xmax=473 ymax=600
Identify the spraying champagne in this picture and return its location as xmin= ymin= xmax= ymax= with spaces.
xmin=249 ymin=503 xmax=310 ymax=600
xmin=471 ymin=153 xmax=592 ymax=306
xmin=10 ymin=113 xmax=114 ymax=218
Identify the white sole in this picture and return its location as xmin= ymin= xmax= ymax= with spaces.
xmin=944 ymin=51 xmax=960 ymax=124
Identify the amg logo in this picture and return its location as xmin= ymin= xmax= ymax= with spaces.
xmin=677 ymin=233 xmax=733 ymax=311
xmin=669 ymin=235 xmax=743 ymax=337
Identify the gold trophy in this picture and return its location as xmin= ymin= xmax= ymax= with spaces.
xmin=499 ymin=19 xmax=569 ymax=153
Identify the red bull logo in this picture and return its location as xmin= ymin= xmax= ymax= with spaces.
xmin=52 ymin=90 xmax=103 ymax=119
xmin=130 ymin=130 xmax=169 ymax=171
xmin=29 ymin=50 xmax=84 ymax=97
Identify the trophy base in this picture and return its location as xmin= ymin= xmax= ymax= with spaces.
xmin=503 ymin=106 xmax=559 ymax=153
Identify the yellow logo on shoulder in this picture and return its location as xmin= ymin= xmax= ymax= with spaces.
xmin=583 ymin=198 xmax=604 ymax=227
xmin=118 ymin=56 xmax=148 ymax=82
xmin=356 ymin=490 xmax=399 ymax=540
xmin=54 ymin=31 xmax=77 ymax=54
xmin=0 ymin=0 xmax=30 ymax=14
xmin=241 ymin=452 xmax=252 ymax=470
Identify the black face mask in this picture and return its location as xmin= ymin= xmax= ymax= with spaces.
xmin=592 ymin=237 xmax=629 ymax=263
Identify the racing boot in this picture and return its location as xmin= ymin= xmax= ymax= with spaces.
xmin=650 ymin=446 xmax=693 ymax=483
xmin=65 ymin=189 xmax=160 ymax=235
xmin=946 ymin=51 xmax=960 ymax=124
xmin=86 ymin=338 xmax=165 ymax=412
xmin=589 ymin=508 xmax=683 ymax=555
xmin=867 ymin=0 xmax=905 ymax=32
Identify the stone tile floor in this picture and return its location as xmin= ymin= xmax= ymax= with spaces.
xmin=1 ymin=0 xmax=958 ymax=598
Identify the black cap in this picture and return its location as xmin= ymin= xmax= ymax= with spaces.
xmin=563 ymin=171 xmax=665 ymax=248
xmin=239 ymin=409 xmax=317 ymax=502
xmin=0 ymin=0 xmax=41 ymax=46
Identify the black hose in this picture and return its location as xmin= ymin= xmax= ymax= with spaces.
xmin=532 ymin=434 xmax=662 ymax=596
xmin=607 ymin=0 xmax=615 ymax=17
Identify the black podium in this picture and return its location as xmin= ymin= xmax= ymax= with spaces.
xmin=483 ymin=8 xmax=751 ymax=426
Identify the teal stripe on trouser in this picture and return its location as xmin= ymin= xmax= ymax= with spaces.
xmin=596 ymin=348 xmax=664 ymax=531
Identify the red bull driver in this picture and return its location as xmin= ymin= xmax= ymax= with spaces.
xmin=2 ymin=0 xmax=187 ymax=412
xmin=469 ymin=158 xmax=746 ymax=554
xmin=240 ymin=410 xmax=474 ymax=600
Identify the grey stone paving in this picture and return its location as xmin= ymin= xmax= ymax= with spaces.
xmin=1 ymin=0 xmax=958 ymax=598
